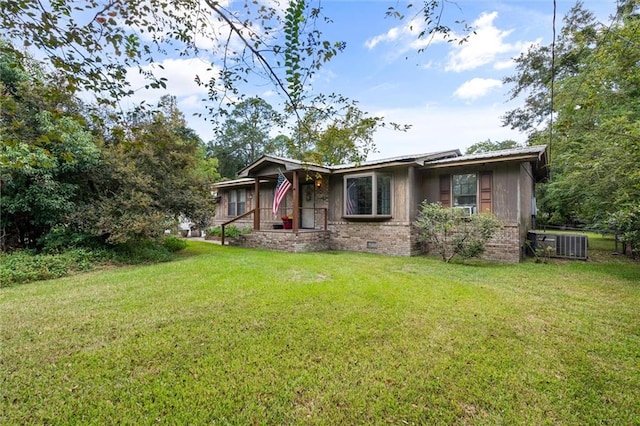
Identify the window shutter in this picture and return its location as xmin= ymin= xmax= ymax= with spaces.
xmin=439 ymin=175 xmax=451 ymax=207
xmin=479 ymin=171 xmax=493 ymax=213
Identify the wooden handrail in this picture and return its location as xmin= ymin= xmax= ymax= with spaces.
xmin=221 ymin=209 xmax=255 ymax=245
xmin=220 ymin=207 xmax=328 ymax=245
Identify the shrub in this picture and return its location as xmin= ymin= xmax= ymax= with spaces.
xmin=0 ymin=248 xmax=110 ymax=287
xmin=0 ymin=238 xmax=188 ymax=286
xmin=206 ymin=225 xmax=250 ymax=239
xmin=415 ymin=202 xmax=502 ymax=263
xmin=206 ymin=226 xmax=223 ymax=237
xmin=112 ymin=240 xmax=174 ymax=264
xmin=224 ymin=225 xmax=250 ymax=239
xmin=163 ymin=236 xmax=187 ymax=252
xmin=38 ymin=227 xmax=104 ymax=253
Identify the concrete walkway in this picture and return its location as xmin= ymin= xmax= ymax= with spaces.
xmin=185 ymin=236 xmax=222 ymax=245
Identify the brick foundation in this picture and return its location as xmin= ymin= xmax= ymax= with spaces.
xmin=482 ymin=224 xmax=521 ymax=263
xmin=328 ymin=221 xmax=420 ymax=256
xmin=421 ymin=223 xmax=522 ymax=263
xmin=235 ymin=230 xmax=330 ymax=253
xmin=226 ymin=222 xmax=523 ymax=262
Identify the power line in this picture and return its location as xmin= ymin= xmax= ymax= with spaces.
xmin=549 ymin=0 xmax=556 ymax=175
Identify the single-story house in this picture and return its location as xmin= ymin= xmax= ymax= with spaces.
xmin=211 ymin=145 xmax=549 ymax=262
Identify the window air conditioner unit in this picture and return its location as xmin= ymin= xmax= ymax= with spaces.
xmin=454 ymin=206 xmax=474 ymax=216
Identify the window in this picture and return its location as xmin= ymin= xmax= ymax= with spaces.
xmin=453 ymin=173 xmax=477 ymax=213
xmin=344 ymin=172 xmax=392 ymax=217
xmin=440 ymin=172 xmax=493 ymax=214
xmin=227 ymin=189 xmax=246 ymax=216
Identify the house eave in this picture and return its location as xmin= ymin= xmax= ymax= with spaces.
xmin=422 ymin=146 xmax=549 ymax=180
xmin=423 ymin=153 xmax=542 ymax=169
xmin=213 ymin=178 xmax=265 ymax=189
xmin=331 ymin=150 xmax=462 ymax=174
xmin=331 ymin=160 xmax=423 ymax=174
xmin=237 ymin=155 xmax=331 ymax=178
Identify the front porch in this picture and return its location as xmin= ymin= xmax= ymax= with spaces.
xmin=217 ymin=157 xmax=331 ymax=250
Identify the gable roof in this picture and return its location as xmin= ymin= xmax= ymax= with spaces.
xmin=237 ymin=155 xmax=331 ymax=178
xmin=237 ymin=149 xmax=462 ymax=178
xmin=220 ymin=145 xmax=548 ymax=184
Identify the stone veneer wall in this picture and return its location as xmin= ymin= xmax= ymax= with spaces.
xmin=234 ymin=230 xmax=330 ymax=253
xmin=328 ymin=221 xmax=420 ymax=256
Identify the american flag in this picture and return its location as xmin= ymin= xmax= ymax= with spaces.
xmin=272 ymin=170 xmax=292 ymax=216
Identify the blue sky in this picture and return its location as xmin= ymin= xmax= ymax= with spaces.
xmin=124 ymin=0 xmax=616 ymax=160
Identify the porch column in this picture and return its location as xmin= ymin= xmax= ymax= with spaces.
xmin=292 ymin=170 xmax=299 ymax=234
xmin=253 ymin=177 xmax=260 ymax=230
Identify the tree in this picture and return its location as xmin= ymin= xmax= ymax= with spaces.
xmin=1 ymin=1 xmax=469 ymax=106
xmin=607 ymin=203 xmax=640 ymax=258
xmin=207 ymin=97 xmax=282 ymax=178
xmin=0 ymin=42 xmax=100 ymax=249
xmin=1 ymin=1 xmax=471 ymax=166
xmin=71 ymin=96 xmax=219 ymax=244
xmin=503 ymin=1 xmax=640 ymax=225
xmin=291 ymin=96 xmax=409 ymax=166
xmin=465 ymin=139 xmax=521 ymax=155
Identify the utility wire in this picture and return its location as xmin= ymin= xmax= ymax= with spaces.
xmin=549 ymin=0 xmax=556 ymax=176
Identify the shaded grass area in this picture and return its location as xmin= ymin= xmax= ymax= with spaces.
xmin=0 ymin=237 xmax=187 ymax=287
xmin=2 ymin=242 xmax=639 ymax=424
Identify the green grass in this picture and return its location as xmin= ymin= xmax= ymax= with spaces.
xmin=2 ymin=242 xmax=639 ymax=424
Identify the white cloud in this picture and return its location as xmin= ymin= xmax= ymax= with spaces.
xmin=125 ymin=57 xmax=219 ymax=106
xmin=453 ymin=78 xmax=502 ymax=101
xmin=365 ymin=10 xmax=538 ymax=72
xmin=421 ymin=60 xmax=436 ymax=70
xmin=369 ymin=103 xmax=523 ymax=159
xmin=365 ymin=27 xmax=401 ymax=49
xmin=364 ymin=17 xmax=447 ymax=53
xmin=493 ymin=59 xmax=516 ymax=70
xmin=445 ymin=11 xmax=539 ymax=72
xmin=178 ymin=95 xmax=204 ymax=110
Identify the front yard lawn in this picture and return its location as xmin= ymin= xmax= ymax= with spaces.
xmin=1 ymin=242 xmax=638 ymax=424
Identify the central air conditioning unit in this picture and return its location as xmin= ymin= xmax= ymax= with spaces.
xmin=527 ymin=231 xmax=588 ymax=260
xmin=556 ymin=234 xmax=588 ymax=259
xmin=535 ymin=233 xmax=556 ymax=251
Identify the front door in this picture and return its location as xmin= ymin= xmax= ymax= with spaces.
xmin=300 ymin=183 xmax=315 ymax=229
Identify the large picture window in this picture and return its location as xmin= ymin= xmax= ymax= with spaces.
xmin=345 ymin=172 xmax=392 ymax=217
xmin=227 ymin=189 xmax=246 ymax=216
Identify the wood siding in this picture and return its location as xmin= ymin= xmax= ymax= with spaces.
xmin=328 ymin=167 xmax=411 ymax=223
xmin=420 ymin=163 xmax=521 ymax=223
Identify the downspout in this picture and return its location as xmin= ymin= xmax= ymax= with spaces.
xmin=253 ymin=178 xmax=260 ymax=231
xmin=407 ymin=166 xmax=415 ymax=222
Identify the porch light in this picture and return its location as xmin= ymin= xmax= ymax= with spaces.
xmin=315 ymin=177 xmax=323 ymax=188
